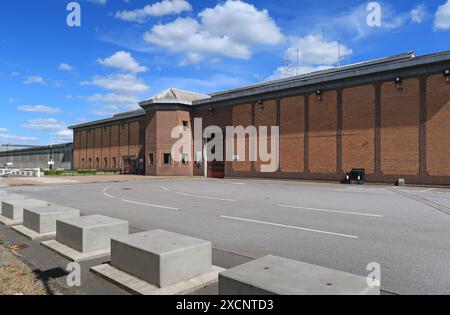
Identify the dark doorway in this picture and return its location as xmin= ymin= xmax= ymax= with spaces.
xmin=122 ymin=156 xmax=141 ymax=175
xmin=205 ymin=132 xmax=225 ymax=179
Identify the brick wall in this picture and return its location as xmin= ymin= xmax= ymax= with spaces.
xmin=309 ymin=91 xmax=338 ymax=174
xmin=342 ymin=85 xmax=375 ymax=174
xmin=73 ymin=118 xmax=144 ymax=172
xmin=426 ymin=74 xmax=450 ymax=176
xmin=280 ymin=96 xmax=305 ymax=173
xmin=381 ymin=78 xmax=420 ymax=175
xmin=231 ymin=104 xmax=253 ymax=173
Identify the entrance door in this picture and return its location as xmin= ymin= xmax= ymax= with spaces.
xmin=205 ymin=133 xmax=225 ymax=179
xmin=123 ymin=156 xmax=137 ymax=174
xmin=208 ymin=161 xmax=225 ymax=178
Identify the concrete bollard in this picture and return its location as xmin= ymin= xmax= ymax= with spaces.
xmin=56 ymin=215 xmax=129 ymax=253
xmin=2 ymin=199 xmax=49 ymax=222
xmin=42 ymin=215 xmax=129 ymax=261
xmin=0 ymin=194 xmax=27 ymax=215
xmin=91 ymin=230 xmax=223 ymax=295
xmin=111 ymin=230 xmax=212 ymax=288
xmin=0 ymin=194 xmax=26 ymax=203
xmin=219 ymin=255 xmax=380 ymax=295
xmin=24 ymin=205 xmax=80 ymax=234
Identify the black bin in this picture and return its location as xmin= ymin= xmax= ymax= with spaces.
xmin=350 ymin=169 xmax=365 ymax=184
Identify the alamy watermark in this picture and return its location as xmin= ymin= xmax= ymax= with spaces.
xmin=66 ymin=262 xmax=81 ymax=287
xmin=367 ymin=262 xmax=381 ymax=288
xmin=67 ymin=2 xmax=81 ymax=27
xmin=171 ymin=118 xmax=280 ymax=173
xmin=367 ymin=2 xmax=382 ymax=27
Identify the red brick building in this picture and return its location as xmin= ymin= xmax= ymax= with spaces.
xmin=69 ymin=51 xmax=450 ymax=185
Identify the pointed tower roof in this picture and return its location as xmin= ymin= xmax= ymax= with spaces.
xmin=139 ymin=88 xmax=210 ymax=108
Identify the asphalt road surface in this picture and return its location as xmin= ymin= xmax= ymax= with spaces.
xmin=7 ymin=178 xmax=450 ymax=295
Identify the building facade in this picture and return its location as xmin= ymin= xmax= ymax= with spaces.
xmin=70 ymin=51 xmax=450 ymax=185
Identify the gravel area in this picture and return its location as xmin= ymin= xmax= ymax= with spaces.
xmin=0 ymin=238 xmax=53 ymax=295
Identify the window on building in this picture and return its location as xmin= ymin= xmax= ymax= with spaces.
xmin=182 ymin=154 xmax=189 ymax=165
xmin=88 ymin=158 xmax=92 ymax=166
xmin=81 ymin=158 xmax=85 ymax=167
xmin=96 ymin=158 xmax=100 ymax=168
xmin=182 ymin=121 xmax=189 ymax=131
xmin=104 ymin=158 xmax=108 ymax=168
xmin=163 ymin=154 xmax=172 ymax=165
xmin=148 ymin=153 xmax=154 ymax=165
xmin=112 ymin=157 xmax=117 ymax=169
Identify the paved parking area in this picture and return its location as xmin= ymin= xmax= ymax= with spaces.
xmin=5 ymin=178 xmax=450 ymax=295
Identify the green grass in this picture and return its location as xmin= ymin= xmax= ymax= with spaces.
xmin=43 ymin=169 xmax=120 ymax=177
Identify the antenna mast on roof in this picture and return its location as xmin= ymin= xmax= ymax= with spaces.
xmin=337 ymin=40 xmax=342 ymax=67
xmin=322 ymin=26 xmax=325 ymax=71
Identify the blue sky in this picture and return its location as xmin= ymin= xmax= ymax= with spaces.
xmin=0 ymin=0 xmax=449 ymax=145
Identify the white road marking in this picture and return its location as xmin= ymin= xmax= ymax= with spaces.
xmin=102 ymin=187 xmax=114 ymax=199
xmin=220 ymin=215 xmax=359 ymax=239
xmin=277 ymin=204 xmax=384 ymax=218
xmin=176 ymin=192 xmax=236 ymax=202
xmin=161 ymin=186 xmax=171 ymax=192
xmin=121 ymin=199 xmax=179 ymax=211
xmin=418 ymin=188 xmax=435 ymax=193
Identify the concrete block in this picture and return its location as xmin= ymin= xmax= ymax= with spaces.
xmin=2 ymin=198 xmax=49 ymax=221
xmin=42 ymin=239 xmax=112 ymax=262
xmin=11 ymin=225 xmax=57 ymax=240
xmin=56 ymin=215 xmax=129 ymax=253
xmin=23 ymin=205 xmax=80 ymax=234
xmin=91 ymin=264 xmax=224 ymax=295
xmin=219 ymin=255 xmax=380 ymax=295
xmin=0 ymin=194 xmax=27 ymax=206
xmin=111 ymin=230 xmax=212 ymax=288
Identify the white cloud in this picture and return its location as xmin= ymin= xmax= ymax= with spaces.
xmin=82 ymin=93 xmax=139 ymax=107
xmin=0 ymin=128 xmax=39 ymax=144
xmin=58 ymin=63 xmax=74 ymax=71
xmin=91 ymin=105 xmax=123 ymax=116
xmin=81 ymin=73 xmax=149 ymax=94
xmin=98 ymin=51 xmax=148 ymax=73
xmin=84 ymin=0 xmax=108 ymax=5
xmin=315 ymin=3 xmax=410 ymax=40
xmin=267 ymin=35 xmax=352 ymax=81
xmin=18 ymin=105 xmax=61 ymax=114
xmin=287 ymin=35 xmax=352 ymax=66
xmin=434 ymin=0 xmax=450 ymax=30
xmin=410 ymin=4 xmax=426 ymax=24
xmin=23 ymin=76 xmax=45 ymax=85
xmin=22 ymin=118 xmax=66 ymax=131
xmin=116 ymin=0 xmax=192 ymax=23
xmin=144 ymin=0 xmax=284 ymax=63
xmin=53 ymin=129 xmax=73 ymax=143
